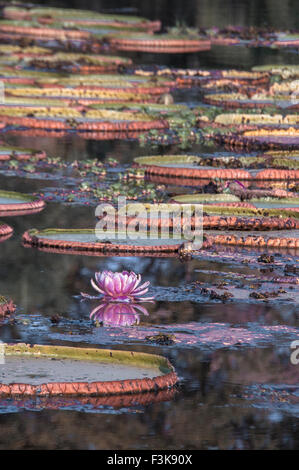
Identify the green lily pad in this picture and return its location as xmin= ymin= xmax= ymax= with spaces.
xmin=0 ymin=190 xmax=45 ymax=215
xmin=0 ymin=343 xmax=177 ymax=396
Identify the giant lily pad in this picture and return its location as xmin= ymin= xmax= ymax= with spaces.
xmin=252 ymin=65 xmax=299 ymax=79
xmin=108 ymin=32 xmax=211 ymax=53
xmin=22 ymin=228 xmax=195 ymax=255
xmin=25 ymin=52 xmax=132 ymax=73
xmin=96 ymin=201 xmax=299 ymax=232
xmin=172 ymin=193 xmax=245 ymax=204
xmin=203 ymin=92 xmax=299 ymax=110
xmin=5 ymin=84 xmax=164 ymax=103
xmin=204 ymin=230 xmax=299 ymax=249
xmin=0 ymin=144 xmax=46 ymax=161
xmin=134 ymin=155 xmax=252 ymax=181
xmin=0 ymin=343 xmax=177 ymax=396
xmin=0 ymin=105 xmax=169 ymax=131
xmin=0 ymin=190 xmax=45 ymax=216
xmin=213 ymin=127 xmax=299 ymax=150
xmin=0 ymin=20 xmax=93 ymax=41
xmin=3 ymin=6 xmax=161 ymax=33
xmin=214 ymin=113 xmax=299 ymax=126
xmin=34 ymin=73 xmax=174 ymax=93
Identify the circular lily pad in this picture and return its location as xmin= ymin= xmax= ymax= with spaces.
xmin=0 ymin=190 xmax=45 ymax=216
xmin=272 ymin=34 xmax=299 ymax=47
xmin=0 ymin=67 xmax=67 ymax=84
xmin=204 ymin=231 xmax=299 ymax=249
xmin=203 ymin=204 xmax=299 ymax=220
xmin=203 ymin=92 xmax=299 ymax=110
xmin=0 ymin=106 xmax=169 ymax=131
xmin=134 ymin=155 xmax=252 ymax=181
xmin=34 ymin=74 xmax=174 ymax=95
xmin=0 ymin=20 xmax=92 ymax=41
xmin=252 ymin=65 xmax=299 ymax=79
xmin=5 ymin=85 xmax=161 ymax=103
xmin=172 ymin=193 xmax=243 ymax=204
xmin=0 ymin=343 xmax=178 ymax=396
xmin=22 ymin=228 xmax=194 ymax=255
xmin=89 ymin=102 xmax=188 ymax=115
xmin=108 ymin=33 xmax=211 ymax=53
xmin=95 ymin=203 xmax=203 ymax=237
xmin=0 ymin=144 xmax=46 ymax=161
xmin=97 ymin=202 xmax=299 ymax=232
xmin=214 ymin=127 xmax=299 ymax=150
xmin=214 ymin=113 xmax=299 ymax=126
xmin=26 ymin=52 xmax=132 ymax=73
xmin=3 ymin=6 xmax=161 ymax=33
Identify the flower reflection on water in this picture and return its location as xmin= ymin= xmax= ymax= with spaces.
xmin=89 ymin=301 xmax=150 ymax=327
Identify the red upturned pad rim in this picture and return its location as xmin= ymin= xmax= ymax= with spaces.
xmin=2 ymin=8 xmax=161 ymax=33
xmin=0 ymin=343 xmax=178 ymax=397
xmin=0 ymin=296 xmax=16 ymax=316
xmin=0 ymin=115 xmax=168 ymax=131
xmin=109 ymin=37 xmax=211 ymax=53
xmin=0 ymin=77 xmax=36 ymax=84
xmin=22 ymin=228 xmax=191 ymax=254
xmin=0 ymin=32 xmax=96 ymax=48
xmin=100 ymin=212 xmax=299 ymax=231
xmin=30 ymin=64 xmax=128 ymax=74
xmin=4 ymin=129 xmax=68 ymax=138
xmin=177 ymin=75 xmax=270 ymax=88
xmin=3 ymin=129 xmax=150 ymax=140
xmin=111 ymin=44 xmax=210 ymax=53
xmin=137 ymin=174 xmax=252 ymax=188
xmin=22 ymin=244 xmax=181 ymax=258
xmin=204 ymin=233 xmax=299 ymax=249
xmin=143 ymin=174 xmax=231 ymax=187
xmin=78 ymin=130 xmax=152 ymax=140
xmin=203 ymin=95 xmax=299 ymax=110
xmin=255 ymin=169 xmax=299 ymax=180
xmin=0 ymin=190 xmax=46 ymax=216
xmin=76 ymin=119 xmax=169 ymax=131
xmin=140 ymin=164 xmax=252 ymax=180
xmin=0 ymin=24 xmax=91 ymax=40
xmin=213 ymin=130 xmax=299 ymax=151
xmin=0 ymin=147 xmax=46 ymax=161
xmin=49 ymin=19 xmax=161 ymax=33
xmin=169 ymin=196 xmax=299 ymax=220
xmin=28 ymin=53 xmax=132 ymax=65
xmin=3 ymin=97 xmax=159 ymax=105
xmin=36 ymin=83 xmax=172 ymax=96
xmin=134 ymin=155 xmax=253 ymax=181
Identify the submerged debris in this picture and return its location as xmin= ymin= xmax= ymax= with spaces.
xmin=145 ymin=333 xmax=177 ymax=345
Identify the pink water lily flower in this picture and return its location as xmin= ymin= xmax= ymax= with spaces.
xmin=81 ymin=271 xmax=154 ymax=302
xmin=90 ymin=302 xmax=149 ymax=327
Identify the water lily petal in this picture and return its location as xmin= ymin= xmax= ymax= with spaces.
xmin=91 ymin=278 xmax=105 ymax=295
xmin=133 ymin=281 xmax=150 ymax=294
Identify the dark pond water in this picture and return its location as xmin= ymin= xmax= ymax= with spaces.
xmin=0 ymin=0 xmax=298 ymax=450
